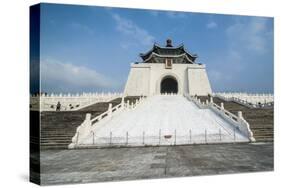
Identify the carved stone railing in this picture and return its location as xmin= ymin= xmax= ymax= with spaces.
xmin=184 ymin=93 xmax=255 ymax=142
xmin=184 ymin=94 xmax=209 ymax=109
xmin=209 ymin=102 xmax=255 ymax=142
xmin=69 ymin=96 xmax=147 ymax=148
xmin=213 ymin=92 xmax=274 ymax=109
xmin=30 ymin=92 xmax=123 ymax=111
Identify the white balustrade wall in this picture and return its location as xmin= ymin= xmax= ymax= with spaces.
xmin=213 ymin=92 xmax=274 ymax=108
xmin=184 ymin=93 xmax=255 ymax=142
xmin=69 ymin=96 xmax=147 ymax=148
xmin=30 ymin=92 xmax=123 ymax=111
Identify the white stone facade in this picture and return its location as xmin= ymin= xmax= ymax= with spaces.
xmin=124 ymin=62 xmax=212 ymax=96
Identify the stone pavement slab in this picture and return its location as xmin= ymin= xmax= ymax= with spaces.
xmin=39 ymin=142 xmax=273 ymax=185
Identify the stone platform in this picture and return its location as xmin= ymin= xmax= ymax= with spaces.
xmin=39 ymin=143 xmax=273 ymax=185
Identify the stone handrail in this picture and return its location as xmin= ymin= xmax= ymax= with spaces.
xmin=69 ymin=96 xmax=147 ymax=148
xmin=232 ymin=97 xmax=274 ymax=108
xmin=184 ymin=93 xmax=255 ymax=142
xmin=184 ymin=94 xmax=209 ymax=109
xmin=209 ymin=102 xmax=255 ymax=142
xmin=90 ymin=103 xmax=122 ymax=125
xmin=213 ymin=93 xmax=274 ymax=109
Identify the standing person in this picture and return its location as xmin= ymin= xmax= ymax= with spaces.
xmin=56 ymin=101 xmax=61 ymax=111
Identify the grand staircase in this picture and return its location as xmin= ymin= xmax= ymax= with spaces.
xmin=40 ymin=97 xmax=140 ymax=150
xmin=39 ymin=95 xmax=272 ymax=150
xmin=198 ymin=96 xmax=274 ymax=142
xmin=40 ymin=111 xmax=87 ymax=150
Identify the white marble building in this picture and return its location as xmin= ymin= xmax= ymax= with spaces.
xmin=124 ymin=39 xmax=212 ymax=96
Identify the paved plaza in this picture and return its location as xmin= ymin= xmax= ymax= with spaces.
xmin=39 ymin=142 xmax=273 ymax=185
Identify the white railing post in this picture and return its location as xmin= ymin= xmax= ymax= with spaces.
xmin=210 ymin=97 xmax=213 ymax=103
xmin=126 ymin=100 xmax=130 ymax=110
xmin=238 ymin=111 xmax=243 ymax=119
xmin=76 ymin=132 xmax=79 ymax=145
xmin=237 ymin=111 xmax=243 ymax=123
xmin=121 ymin=97 xmax=125 ymax=109
xmin=108 ymin=103 xmax=112 ymax=119
xmin=85 ymin=113 xmax=91 ymax=121
xmin=220 ymin=102 xmax=224 ymax=110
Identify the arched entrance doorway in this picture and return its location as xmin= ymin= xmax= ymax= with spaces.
xmin=160 ymin=76 xmax=178 ymax=94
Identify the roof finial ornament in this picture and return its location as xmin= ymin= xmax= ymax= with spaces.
xmin=166 ymin=38 xmax=173 ymax=47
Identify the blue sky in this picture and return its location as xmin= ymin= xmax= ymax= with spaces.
xmin=39 ymin=3 xmax=273 ymax=93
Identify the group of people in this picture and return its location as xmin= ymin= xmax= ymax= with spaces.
xmin=55 ymin=102 xmax=77 ymax=111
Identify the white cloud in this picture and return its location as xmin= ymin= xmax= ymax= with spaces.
xmin=216 ymin=17 xmax=273 ymax=74
xmin=112 ymin=14 xmax=155 ymax=46
xmin=226 ymin=18 xmax=271 ymax=54
xmin=206 ymin=21 xmax=217 ymax=29
xmin=40 ymin=59 xmax=116 ymax=93
xmin=208 ymin=17 xmax=272 ymax=92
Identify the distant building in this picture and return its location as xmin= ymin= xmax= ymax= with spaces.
xmin=124 ymin=39 xmax=212 ymax=96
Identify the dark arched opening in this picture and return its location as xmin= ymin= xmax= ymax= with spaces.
xmin=160 ymin=77 xmax=178 ymax=94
